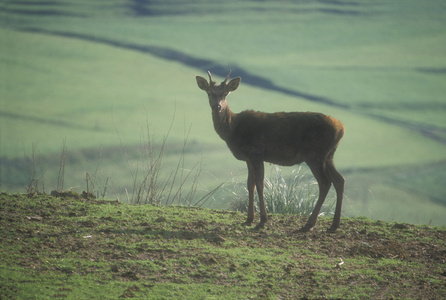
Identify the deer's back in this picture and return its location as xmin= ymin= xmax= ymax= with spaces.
xmin=227 ymin=110 xmax=344 ymax=165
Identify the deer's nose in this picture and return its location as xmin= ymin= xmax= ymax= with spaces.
xmin=212 ymin=104 xmax=222 ymax=111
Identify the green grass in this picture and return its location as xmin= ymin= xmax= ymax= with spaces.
xmin=229 ymin=166 xmax=336 ymax=217
xmin=1 ymin=1 xmax=446 ymax=225
xmin=1 ymin=193 xmax=445 ymax=299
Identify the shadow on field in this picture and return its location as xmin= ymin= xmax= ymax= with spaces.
xmin=1 ymin=1 xmax=86 ymax=17
xmin=417 ymin=67 xmax=446 ymax=74
xmin=4 ymin=0 xmax=367 ymax=19
xmin=17 ymin=27 xmax=446 ymax=145
xmin=19 ymin=27 xmax=349 ymax=110
xmin=127 ymin=0 xmax=366 ymax=17
xmin=0 ymin=111 xmax=105 ymax=131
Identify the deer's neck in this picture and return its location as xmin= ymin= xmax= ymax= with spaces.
xmin=212 ymin=106 xmax=234 ymax=142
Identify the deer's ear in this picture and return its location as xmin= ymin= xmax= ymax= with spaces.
xmin=196 ymin=76 xmax=209 ymax=91
xmin=226 ymin=77 xmax=241 ymax=92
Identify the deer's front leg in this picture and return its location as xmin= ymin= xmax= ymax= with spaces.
xmin=244 ymin=162 xmax=256 ymax=226
xmin=253 ymin=160 xmax=267 ymax=230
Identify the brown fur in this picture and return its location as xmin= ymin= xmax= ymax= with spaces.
xmin=196 ymin=71 xmax=345 ymax=232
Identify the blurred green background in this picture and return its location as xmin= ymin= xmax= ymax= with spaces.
xmin=1 ymin=0 xmax=445 ymax=225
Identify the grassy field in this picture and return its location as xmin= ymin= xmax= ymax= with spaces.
xmin=1 ymin=1 xmax=446 ymax=224
xmin=1 ymin=193 xmax=445 ymax=299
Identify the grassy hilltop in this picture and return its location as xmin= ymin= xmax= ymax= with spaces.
xmin=1 ymin=193 xmax=445 ymax=299
xmin=1 ymin=1 xmax=446 ymax=224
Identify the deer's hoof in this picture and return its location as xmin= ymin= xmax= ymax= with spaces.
xmin=298 ymin=224 xmax=314 ymax=233
xmin=242 ymin=220 xmax=253 ymax=227
xmin=254 ymin=222 xmax=265 ymax=230
xmin=327 ymin=225 xmax=339 ymax=233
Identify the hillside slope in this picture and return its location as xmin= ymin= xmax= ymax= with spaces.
xmin=1 ymin=193 xmax=445 ymax=299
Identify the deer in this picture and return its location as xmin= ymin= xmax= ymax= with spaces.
xmin=196 ymin=71 xmax=345 ymax=232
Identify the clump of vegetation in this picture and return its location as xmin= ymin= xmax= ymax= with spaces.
xmin=229 ymin=166 xmax=334 ymax=216
xmin=264 ymin=166 xmax=335 ymax=216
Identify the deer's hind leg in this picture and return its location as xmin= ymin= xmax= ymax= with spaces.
xmin=326 ymin=157 xmax=345 ymax=232
xmin=300 ymin=159 xmax=331 ymax=232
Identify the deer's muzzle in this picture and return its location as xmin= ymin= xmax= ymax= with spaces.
xmin=212 ymin=104 xmax=222 ymax=112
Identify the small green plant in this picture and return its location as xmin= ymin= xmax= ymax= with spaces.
xmin=229 ymin=166 xmax=335 ymax=216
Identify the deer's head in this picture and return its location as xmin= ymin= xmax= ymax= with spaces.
xmin=196 ymin=71 xmax=241 ymax=112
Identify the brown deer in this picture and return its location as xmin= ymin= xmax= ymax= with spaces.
xmin=196 ymin=71 xmax=345 ymax=232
